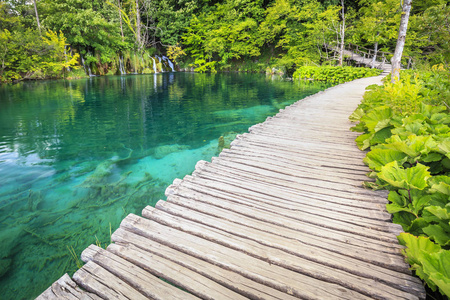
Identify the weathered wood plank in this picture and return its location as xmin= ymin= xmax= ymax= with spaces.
xmin=151 ymin=201 xmax=423 ymax=293
xmin=36 ymin=273 xmax=101 ymax=300
xmin=191 ymin=163 xmax=397 ymax=230
xmin=120 ymin=213 xmax=374 ymax=299
xmin=140 ymin=208 xmax=419 ymax=300
xmin=227 ymin=141 xmax=372 ymax=172
xmin=80 ymin=244 xmax=200 ymax=300
xmin=111 ymin=228 xmax=300 ymax=300
xmin=179 ymin=175 xmax=401 ymax=241
xmin=219 ymin=149 xmax=371 ymax=181
xmin=196 ymin=160 xmax=392 ymax=219
xmin=167 ymin=181 xmax=403 ymax=251
xmin=194 ymin=160 xmax=387 ymax=220
xmin=72 ymin=261 xmax=148 ymax=300
xmin=165 ymin=189 xmax=401 ymax=255
xmin=197 ymin=165 xmax=384 ymax=207
xmin=211 ymin=155 xmax=370 ymax=187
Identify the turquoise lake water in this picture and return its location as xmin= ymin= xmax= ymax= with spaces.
xmin=0 ymin=73 xmax=331 ymax=299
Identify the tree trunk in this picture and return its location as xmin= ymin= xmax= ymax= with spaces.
xmin=33 ymin=0 xmax=41 ymax=35
xmin=135 ymin=0 xmax=141 ymax=50
xmin=371 ymin=40 xmax=378 ymax=68
xmin=118 ymin=0 xmax=124 ymax=42
xmin=338 ymin=0 xmax=345 ymax=66
xmin=391 ymin=0 xmax=412 ymax=82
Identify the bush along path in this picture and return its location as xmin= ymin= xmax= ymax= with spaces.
xmin=350 ymin=67 xmax=450 ymax=298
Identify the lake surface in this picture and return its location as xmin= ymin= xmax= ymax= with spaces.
xmin=0 ymin=73 xmax=331 ymax=299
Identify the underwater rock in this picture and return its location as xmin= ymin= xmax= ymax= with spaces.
xmin=153 ymin=144 xmax=190 ymax=159
xmin=0 ymin=258 xmax=12 ymax=278
xmin=218 ymin=136 xmax=225 ymax=152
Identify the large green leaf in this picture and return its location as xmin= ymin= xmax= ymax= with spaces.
xmin=363 ymin=148 xmax=408 ymax=172
xmin=420 ymin=103 xmax=447 ymax=117
xmin=360 ymin=106 xmax=392 ymax=133
xmin=422 ymin=250 xmax=450 ymax=297
xmin=397 ymin=233 xmax=441 ymax=291
xmin=438 ymin=141 xmax=450 ymax=159
xmin=349 ymin=108 xmax=365 ymax=122
xmin=398 ymin=232 xmax=441 ymax=262
xmin=370 ymin=127 xmax=392 ymax=145
xmin=355 ymin=132 xmax=373 ymax=150
xmin=423 ymin=224 xmax=450 ymax=246
xmin=384 ymin=134 xmax=438 ymax=159
xmin=378 ymin=161 xmax=431 ymax=190
xmin=429 ymin=176 xmax=450 ymax=196
xmin=424 ymin=206 xmax=450 ymax=221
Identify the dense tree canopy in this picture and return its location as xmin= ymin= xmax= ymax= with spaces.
xmin=0 ymin=0 xmax=448 ymax=81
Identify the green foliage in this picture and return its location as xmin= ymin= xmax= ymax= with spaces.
xmin=398 ymin=233 xmax=450 ymax=296
xmin=293 ymin=66 xmax=382 ymax=83
xmin=351 ymin=69 xmax=450 ymax=297
xmin=183 ymin=0 xmax=264 ymax=72
xmin=0 ymin=28 xmax=78 ymax=82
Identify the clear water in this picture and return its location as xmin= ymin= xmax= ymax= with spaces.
xmin=0 ymin=73 xmax=331 ymax=299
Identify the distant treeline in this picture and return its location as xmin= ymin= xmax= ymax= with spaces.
xmin=0 ymin=0 xmax=448 ymax=81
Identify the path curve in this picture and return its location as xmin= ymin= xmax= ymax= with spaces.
xmin=37 ymin=76 xmax=426 ymax=300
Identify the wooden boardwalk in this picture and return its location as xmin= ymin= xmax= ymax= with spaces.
xmin=325 ymin=44 xmax=392 ymax=73
xmin=37 ymin=76 xmax=426 ymax=300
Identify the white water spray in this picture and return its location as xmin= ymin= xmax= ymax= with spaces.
xmin=162 ymin=56 xmax=175 ymax=72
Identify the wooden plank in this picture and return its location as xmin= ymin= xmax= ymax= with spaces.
xmin=201 ymin=163 xmax=385 ymax=209
xmin=151 ymin=201 xmax=423 ymax=292
xmin=162 ymin=194 xmax=406 ymax=263
xmin=221 ymin=148 xmax=370 ymax=177
xmin=212 ymin=154 xmax=370 ymax=187
xmin=207 ymin=156 xmax=370 ymax=194
xmin=167 ymin=183 xmax=403 ymax=252
xmin=192 ymin=162 xmax=396 ymax=228
xmin=36 ymin=273 xmax=101 ymax=300
xmin=235 ymin=133 xmax=368 ymax=158
xmin=72 ymin=261 xmax=148 ymax=300
xmin=140 ymin=208 xmax=420 ymax=300
xmin=219 ymin=148 xmax=371 ymax=180
xmin=80 ymin=244 xmax=200 ymax=300
xmin=192 ymin=163 xmax=388 ymax=206
xmin=195 ymin=160 xmax=387 ymax=220
xmin=230 ymin=134 xmax=368 ymax=162
xmin=199 ymin=159 xmax=390 ymax=214
xmin=111 ymin=229 xmax=300 ymax=300
xmin=167 ymin=175 xmax=387 ymax=213
xmin=181 ymin=175 xmax=401 ymax=241
xmin=118 ymin=213 xmax=375 ymax=300
xmin=228 ymin=141 xmax=372 ymax=173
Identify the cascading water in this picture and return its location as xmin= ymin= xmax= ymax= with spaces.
xmin=162 ymin=56 xmax=175 ymax=72
xmin=155 ymin=55 xmax=162 ymax=63
xmin=119 ymin=56 xmax=126 ymax=75
xmin=148 ymin=55 xmax=157 ymax=73
xmin=80 ymin=55 xmax=93 ymax=76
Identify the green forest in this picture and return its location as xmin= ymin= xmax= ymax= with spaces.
xmin=0 ymin=0 xmax=448 ymax=82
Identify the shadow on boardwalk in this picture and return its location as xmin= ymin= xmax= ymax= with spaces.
xmin=38 ymin=76 xmax=426 ymax=300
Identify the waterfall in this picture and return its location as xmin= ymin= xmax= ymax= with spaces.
xmin=86 ymin=52 xmax=94 ymax=76
xmin=119 ymin=56 xmax=126 ymax=75
xmin=162 ymin=56 xmax=175 ymax=72
xmin=155 ymin=55 xmax=161 ymax=63
xmin=148 ymin=55 xmax=157 ymax=73
xmin=80 ymin=55 xmax=92 ymax=76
